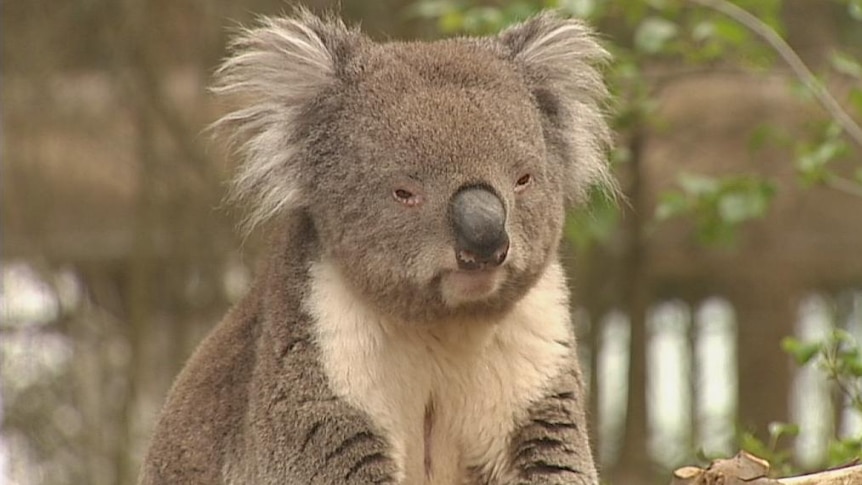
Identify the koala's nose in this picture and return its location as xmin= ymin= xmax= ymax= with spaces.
xmin=450 ymin=186 xmax=509 ymax=271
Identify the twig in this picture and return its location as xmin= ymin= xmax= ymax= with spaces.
xmin=825 ymin=174 xmax=862 ymax=198
xmin=688 ymin=0 xmax=862 ymax=150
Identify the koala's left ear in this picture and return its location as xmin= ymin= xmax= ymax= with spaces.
xmin=498 ymin=12 xmax=616 ymax=205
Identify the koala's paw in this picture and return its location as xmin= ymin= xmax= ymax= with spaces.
xmin=515 ymin=463 xmax=598 ymax=485
xmin=340 ymin=451 xmax=399 ymax=485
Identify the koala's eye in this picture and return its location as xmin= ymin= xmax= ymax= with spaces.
xmin=393 ymin=188 xmax=421 ymax=207
xmin=514 ymin=173 xmax=532 ymax=193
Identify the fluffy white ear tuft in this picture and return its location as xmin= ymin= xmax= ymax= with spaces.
xmin=499 ymin=12 xmax=618 ymax=205
xmin=211 ymin=9 xmax=358 ymax=234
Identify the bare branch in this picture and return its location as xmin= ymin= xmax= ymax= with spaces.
xmin=688 ymin=0 xmax=862 ymax=150
xmin=825 ymin=174 xmax=862 ymax=198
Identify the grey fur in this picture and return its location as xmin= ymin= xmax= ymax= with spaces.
xmin=140 ymin=9 xmax=611 ymax=485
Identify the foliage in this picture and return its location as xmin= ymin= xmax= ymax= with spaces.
xmin=407 ymin=0 xmax=862 ymax=248
xmin=655 ymin=173 xmax=775 ymax=245
xmin=784 ymin=330 xmax=862 ymax=419
xmin=733 ymin=330 xmax=862 ymax=475
xmin=737 ymin=422 xmax=799 ymax=477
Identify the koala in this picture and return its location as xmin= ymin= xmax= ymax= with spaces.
xmin=139 ymin=8 xmax=613 ymax=485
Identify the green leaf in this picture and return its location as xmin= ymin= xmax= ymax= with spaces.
xmin=782 ymin=337 xmax=822 ymax=365
xmin=405 ymin=0 xmax=459 ymax=20
xmin=678 ymin=174 xmax=719 ymax=196
xmin=844 ymin=357 xmax=862 ymax=377
xmin=832 ymin=328 xmax=856 ymax=345
xmin=830 ymin=51 xmax=862 ymax=79
xmin=716 ymin=180 xmax=774 ymax=226
xmin=796 ymin=135 xmax=849 ymax=185
xmin=557 ymin=0 xmax=597 ymax=18
xmin=461 ymin=7 xmax=505 ymax=35
xmin=634 ymin=17 xmax=679 ymax=54
xmin=655 ymin=192 xmax=690 ymax=221
xmin=739 ymin=431 xmax=770 ymax=458
xmin=655 ymin=174 xmax=775 ymax=246
xmin=438 ymin=11 xmax=465 ymax=34
xmin=691 ymin=21 xmax=715 ymax=43
xmin=768 ymin=421 xmax=800 ymax=440
xmin=828 ymin=437 xmax=862 ymax=467
xmin=712 ymin=17 xmax=748 ymax=47
xmin=646 ymin=0 xmax=670 ymax=9
xmin=849 ymin=88 xmax=862 ymax=115
xmin=717 ymin=192 xmax=766 ymax=224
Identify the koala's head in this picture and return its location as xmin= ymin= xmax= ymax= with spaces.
xmin=214 ymin=9 xmax=614 ymax=323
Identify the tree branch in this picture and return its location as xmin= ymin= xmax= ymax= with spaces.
xmin=825 ymin=174 xmax=862 ymax=198
xmin=779 ymin=464 xmax=862 ymax=484
xmin=688 ymin=0 xmax=862 ymax=150
xmin=672 ymin=451 xmax=862 ymax=484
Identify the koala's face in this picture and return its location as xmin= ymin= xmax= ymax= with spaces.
xmin=304 ymin=43 xmax=566 ymax=323
xmin=215 ymin=12 xmax=613 ymax=323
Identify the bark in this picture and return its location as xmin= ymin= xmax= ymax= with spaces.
xmin=607 ymin=130 xmax=654 ymax=484
xmin=733 ymin=282 xmax=798 ymax=443
xmin=671 ymin=451 xmax=862 ymax=485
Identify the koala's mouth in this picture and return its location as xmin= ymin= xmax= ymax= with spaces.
xmin=440 ymin=267 xmax=504 ymax=306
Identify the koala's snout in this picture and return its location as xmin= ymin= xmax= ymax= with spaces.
xmin=450 ymin=186 xmax=509 ymax=271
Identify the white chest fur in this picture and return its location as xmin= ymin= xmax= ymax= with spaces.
xmin=306 ymin=261 xmax=573 ymax=485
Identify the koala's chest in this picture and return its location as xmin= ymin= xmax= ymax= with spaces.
xmin=363 ymin=325 xmax=568 ymax=484
xmin=308 ymin=262 xmax=572 ymax=485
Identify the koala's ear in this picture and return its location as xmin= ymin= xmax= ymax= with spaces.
xmin=211 ymin=9 xmax=363 ymax=234
xmin=498 ymin=12 xmax=617 ymax=205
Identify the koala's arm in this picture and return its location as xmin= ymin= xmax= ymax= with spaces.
xmin=507 ymin=359 xmax=598 ymax=485
xmin=138 ymin=298 xmax=398 ymax=484
xmin=248 ymin=361 xmax=400 ymax=485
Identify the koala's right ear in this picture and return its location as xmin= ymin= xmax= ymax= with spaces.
xmin=211 ymin=9 xmax=363 ymax=234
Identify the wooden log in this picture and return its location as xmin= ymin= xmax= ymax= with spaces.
xmin=779 ymin=464 xmax=862 ymax=485
xmin=670 ymin=451 xmax=862 ymax=485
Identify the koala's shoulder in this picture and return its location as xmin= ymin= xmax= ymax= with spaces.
xmin=141 ymin=297 xmax=260 ymax=482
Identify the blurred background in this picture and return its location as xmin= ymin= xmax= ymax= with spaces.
xmin=3 ymin=0 xmax=862 ymax=484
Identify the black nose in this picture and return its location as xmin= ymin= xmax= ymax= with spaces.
xmin=450 ymin=186 xmax=509 ymax=270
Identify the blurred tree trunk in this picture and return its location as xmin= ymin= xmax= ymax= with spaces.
xmin=97 ymin=1 xmax=236 ymax=482
xmin=608 ymin=130 xmax=653 ymax=484
xmin=733 ymin=282 xmax=797 ymax=443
